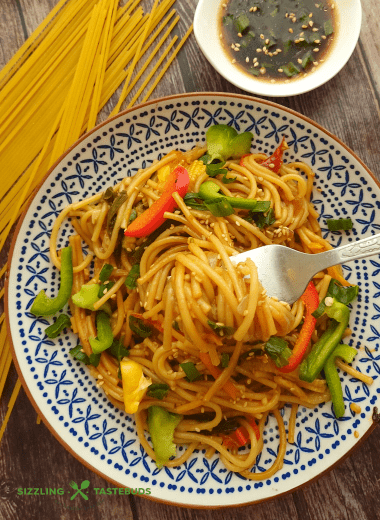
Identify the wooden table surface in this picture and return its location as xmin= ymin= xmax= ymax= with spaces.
xmin=1 ymin=0 xmax=380 ymax=518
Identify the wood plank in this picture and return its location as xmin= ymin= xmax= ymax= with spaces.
xmin=358 ymin=0 xmax=380 ymax=105
xmin=0 ymin=385 xmax=135 ymax=519
xmin=0 ymin=0 xmax=27 ymax=66
xmin=132 ymin=490 xmax=299 ymax=519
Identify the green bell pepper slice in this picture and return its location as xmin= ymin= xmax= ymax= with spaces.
xmin=198 ymin=181 xmax=270 ymax=211
xmin=89 ymin=311 xmax=114 ymax=354
xmin=31 ymin=246 xmax=73 ymax=316
xmin=72 ymin=284 xmax=111 ymax=314
xmin=323 ymin=344 xmax=357 ymax=418
xmin=299 ymin=299 xmax=350 ymax=383
xmin=147 ymin=405 xmax=183 ymax=468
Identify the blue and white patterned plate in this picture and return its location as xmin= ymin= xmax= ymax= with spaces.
xmin=6 ymin=93 xmax=380 ymax=508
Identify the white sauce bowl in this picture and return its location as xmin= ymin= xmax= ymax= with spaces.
xmin=194 ymin=0 xmax=362 ymax=97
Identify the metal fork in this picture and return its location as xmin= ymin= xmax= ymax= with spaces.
xmin=231 ymin=233 xmax=380 ymax=304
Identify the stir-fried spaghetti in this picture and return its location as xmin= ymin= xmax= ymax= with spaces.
xmin=45 ymin=136 xmax=371 ymax=479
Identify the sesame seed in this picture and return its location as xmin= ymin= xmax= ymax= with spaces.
xmin=236 ymin=43 xmax=241 ymax=47
xmin=312 ymin=27 xmax=318 ymax=31
xmin=314 ymin=39 xmax=320 ymax=44
xmin=265 ymin=38 xmax=269 ymax=44
xmin=263 ymin=46 xmax=267 ymax=51
xmin=285 ymin=12 xmax=289 ymax=17
xmin=276 ymin=48 xmax=282 ymax=53
xmin=297 ymin=58 xmax=302 ymax=64
xmin=299 ymin=37 xmax=305 ymax=41
xmin=256 ymin=48 xmax=262 ymax=53
xmin=253 ymin=6 xmax=257 ymax=11
xmin=321 ymin=35 xmax=327 ymax=39
xmin=278 ymin=68 xmax=283 ymax=72
xmin=260 ymin=34 xmax=264 ymax=39
xmin=300 ymin=32 xmax=304 ymax=36
xmin=313 ymin=61 xmax=318 ymax=66
xmin=254 ymin=62 xmax=259 ymax=67
xmin=313 ymin=47 xmax=319 ymax=52
xmin=288 ymin=28 xmax=293 ymax=33
xmin=253 ymin=56 xmax=258 ymax=62
xmin=302 ymin=24 xmax=308 ymax=29
xmin=238 ymin=32 xmax=242 ymax=37
xmin=246 ymin=56 xmax=249 ymax=62
xmin=269 ymin=52 xmax=273 ymax=57
xmin=232 ymin=59 xmax=236 ymax=63
xmin=309 ymin=20 xmax=314 ymax=26
xmin=309 ymin=12 xmax=313 ymax=17
xmin=292 ymin=17 xmax=297 ymax=22
xmin=295 ymin=39 xmax=300 ymax=44
xmin=354 ymin=430 xmax=359 ymax=438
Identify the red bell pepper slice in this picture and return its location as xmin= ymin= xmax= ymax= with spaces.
xmin=279 ymin=281 xmax=319 ymax=373
xmin=221 ymin=418 xmax=260 ymax=449
xmin=260 ymin=136 xmax=289 ymax=173
xmin=199 ymin=352 xmax=239 ymax=400
xmin=240 ymin=137 xmax=289 ymax=173
xmin=124 ymin=165 xmax=189 ymax=237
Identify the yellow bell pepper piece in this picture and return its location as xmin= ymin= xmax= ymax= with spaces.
xmin=157 ymin=164 xmax=171 ymax=183
xmin=120 ymin=358 xmax=152 ymax=414
xmin=188 ymin=160 xmax=207 ymax=190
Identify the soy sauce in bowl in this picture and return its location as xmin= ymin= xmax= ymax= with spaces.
xmin=220 ymin=0 xmax=336 ymax=82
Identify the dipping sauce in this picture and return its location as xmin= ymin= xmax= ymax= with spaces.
xmin=220 ymin=0 xmax=336 ymax=81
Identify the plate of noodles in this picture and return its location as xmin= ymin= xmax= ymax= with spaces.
xmin=6 ymin=93 xmax=380 ymax=508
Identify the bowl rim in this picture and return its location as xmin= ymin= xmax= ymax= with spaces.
xmin=193 ymin=0 xmax=362 ymax=97
xmin=5 ymin=91 xmax=379 ymax=510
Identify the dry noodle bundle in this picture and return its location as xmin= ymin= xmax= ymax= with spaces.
xmin=49 ymin=140 xmax=369 ymax=479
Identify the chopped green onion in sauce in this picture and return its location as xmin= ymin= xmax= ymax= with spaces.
xmin=220 ymin=0 xmax=335 ymax=82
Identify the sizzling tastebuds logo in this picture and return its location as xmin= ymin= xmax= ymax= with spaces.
xmin=69 ymin=480 xmax=90 ymax=501
xmin=17 ymin=481 xmax=151 ymax=499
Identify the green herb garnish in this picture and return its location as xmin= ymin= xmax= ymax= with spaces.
xmin=264 ymin=336 xmax=292 ymax=368
xmin=180 ymin=362 xmax=202 ymax=382
xmin=99 ymin=264 xmax=114 ymax=283
xmin=45 ymin=314 xmax=71 ymax=338
xmin=129 ymin=315 xmax=152 ymax=338
xmin=207 ymin=320 xmax=235 ymax=337
xmin=147 ymin=383 xmax=170 ymax=400
xmin=125 ymin=264 xmax=140 ymax=290
xmin=326 ymin=218 xmax=353 ymax=231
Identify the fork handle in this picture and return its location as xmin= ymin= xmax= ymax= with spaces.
xmin=316 ymin=232 xmax=380 ymax=271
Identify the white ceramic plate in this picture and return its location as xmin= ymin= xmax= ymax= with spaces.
xmin=6 ymin=93 xmax=380 ymax=508
xmin=194 ymin=0 xmax=362 ymax=97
